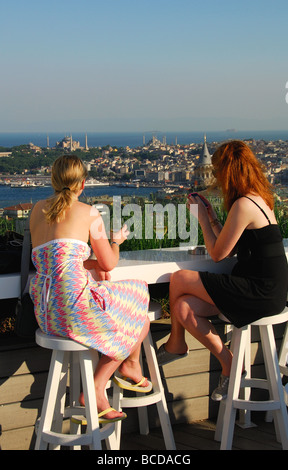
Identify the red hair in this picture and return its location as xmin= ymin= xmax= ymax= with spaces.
xmin=212 ymin=140 xmax=274 ymax=211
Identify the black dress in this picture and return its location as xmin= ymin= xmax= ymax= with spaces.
xmin=200 ymin=198 xmax=288 ymax=327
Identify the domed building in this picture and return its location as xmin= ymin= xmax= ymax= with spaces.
xmin=56 ymin=135 xmax=80 ymax=151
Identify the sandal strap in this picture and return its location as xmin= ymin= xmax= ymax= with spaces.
xmin=135 ymin=376 xmax=146 ymax=387
xmin=123 ymin=376 xmax=146 ymax=387
xmin=98 ymin=407 xmax=115 ymax=418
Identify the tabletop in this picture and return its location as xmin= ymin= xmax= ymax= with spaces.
xmin=2 ymin=245 xmax=288 ymax=300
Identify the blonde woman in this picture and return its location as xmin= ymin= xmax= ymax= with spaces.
xmin=29 ymin=155 xmax=151 ymax=423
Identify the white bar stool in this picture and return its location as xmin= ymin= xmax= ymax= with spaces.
xmin=112 ymin=301 xmax=176 ymax=450
xmin=35 ymin=329 xmax=117 ymax=450
xmin=215 ymin=308 xmax=288 ymax=450
xmin=279 ymin=321 xmax=288 ymax=406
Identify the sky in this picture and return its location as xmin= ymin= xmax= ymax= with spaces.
xmin=1 ymin=0 xmax=288 ymax=133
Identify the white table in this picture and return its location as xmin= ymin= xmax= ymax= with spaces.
xmin=0 ymin=248 xmax=237 ymax=301
xmin=110 ymin=247 xmax=237 ymax=283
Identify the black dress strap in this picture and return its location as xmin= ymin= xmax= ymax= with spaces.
xmin=243 ymin=196 xmax=271 ymax=224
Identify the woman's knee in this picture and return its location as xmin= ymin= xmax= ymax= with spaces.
xmin=170 ymin=270 xmax=185 ymax=293
xmin=170 ymin=270 xmax=184 ymax=284
xmin=174 ymin=296 xmax=194 ymax=323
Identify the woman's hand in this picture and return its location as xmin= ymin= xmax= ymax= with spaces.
xmin=187 ymin=194 xmax=217 ymax=223
xmin=187 ymin=193 xmax=208 ymax=221
xmin=83 ymin=259 xmax=112 ymax=281
xmin=111 ymin=224 xmax=129 ymax=245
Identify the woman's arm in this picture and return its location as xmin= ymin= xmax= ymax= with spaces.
xmin=188 ymin=195 xmax=251 ymax=262
xmin=89 ymin=213 xmax=129 ymax=272
xmin=83 ymin=258 xmax=112 ymax=280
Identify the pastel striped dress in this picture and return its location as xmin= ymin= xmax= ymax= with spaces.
xmin=29 ymin=239 xmax=149 ymax=361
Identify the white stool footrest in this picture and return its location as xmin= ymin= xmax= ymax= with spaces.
xmin=233 ymin=399 xmax=281 ymax=411
xmin=41 ymin=430 xmax=93 ymax=447
xmin=241 ymin=377 xmax=270 ymax=391
xmin=120 ymin=391 xmax=162 ymax=408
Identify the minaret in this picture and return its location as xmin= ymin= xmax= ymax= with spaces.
xmin=47 ymin=135 xmax=49 ymax=148
xmin=85 ymin=133 xmax=89 ymax=150
xmin=70 ymin=135 xmax=73 ymax=151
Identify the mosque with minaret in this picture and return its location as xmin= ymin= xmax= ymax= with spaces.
xmin=54 ymin=133 xmax=89 ymax=151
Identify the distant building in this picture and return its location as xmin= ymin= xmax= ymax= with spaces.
xmin=3 ymin=202 xmax=33 ymax=219
xmin=192 ymin=135 xmax=214 ymax=188
xmin=0 ymin=152 xmax=12 ymax=158
xmin=56 ymin=135 xmax=80 ymax=151
xmin=27 ymin=143 xmax=42 ymax=153
xmin=134 ymin=169 xmax=146 ymax=179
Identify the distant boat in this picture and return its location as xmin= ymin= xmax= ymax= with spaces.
xmin=85 ymin=178 xmax=109 ymax=186
xmin=10 ymin=179 xmax=45 ymax=188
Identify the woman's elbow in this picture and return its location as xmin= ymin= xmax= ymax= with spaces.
xmin=99 ymin=254 xmax=119 ymax=272
xmin=209 ymin=250 xmax=224 ymax=263
xmin=101 ymin=260 xmax=117 ymax=272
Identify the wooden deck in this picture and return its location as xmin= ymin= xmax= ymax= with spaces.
xmin=1 ymin=317 xmax=286 ymax=450
xmin=120 ymin=415 xmax=283 ymax=451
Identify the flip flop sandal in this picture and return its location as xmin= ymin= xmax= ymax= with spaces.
xmin=156 ymin=343 xmax=189 ymax=366
xmin=71 ymin=407 xmax=127 ymax=425
xmin=113 ymin=375 xmax=153 ymax=393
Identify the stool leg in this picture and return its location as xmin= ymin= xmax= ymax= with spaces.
xmin=220 ymin=326 xmax=249 ymax=450
xmin=79 ymin=350 xmax=102 ymax=450
xmin=215 ymin=325 xmax=239 ymax=441
xmin=111 ymin=351 xmax=152 ymax=449
xmin=69 ymin=351 xmax=82 ymax=450
xmin=70 ymin=351 xmax=81 ymax=407
xmin=35 ymin=350 xmax=65 ymax=450
xmin=137 ymin=346 xmax=149 ymax=435
xmin=143 ymin=331 xmax=176 ymax=450
xmin=49 ymin=351 xmax=69 ymax=450
xmin=279 ymin=323 xmax=288 ymax=407
xmin=237 ymin=325 xmax=256 ymax=429
xmin=260 ymin=324 xmax=288 ymax=449
xmin=279 ymin=323 xmax=288 ymax=374
xmin=111 ymin=382 xmax=123 ymax=450
xmin=266 ymin=323 xmax=288 ymax=421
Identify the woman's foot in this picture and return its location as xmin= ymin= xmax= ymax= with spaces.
xmin=78 ymin=392 xmax=124 ymax=420
xmin=156 ymin=343 xmax=189 ymax=366
xmin=118 ymin=358 xmax=150 ymax=389
xmin=211 ymin=370 xmax=247 ymax=401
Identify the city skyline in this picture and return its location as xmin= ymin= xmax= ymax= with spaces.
xmin=1 ymin=0 xmax=288 ymax=133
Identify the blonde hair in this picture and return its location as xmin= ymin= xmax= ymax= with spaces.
xmin=43 ymin=155 xmax=88 ymax=224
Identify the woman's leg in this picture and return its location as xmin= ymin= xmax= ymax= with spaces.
xmin=79 ymin=317 xmax=151 ymax=417
xmin=118 ymin=317 xmax=150 ymax=386
xmin=79 ymin=354 xmax=124 ymax=419
xmin=165 ymin=270 xmax=232 ymax=376
xmin=172 ymin=294 xmax=232 ymax=376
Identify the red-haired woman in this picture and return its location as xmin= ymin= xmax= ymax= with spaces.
xmin=157 ymin=140 xmax=288 ymax=401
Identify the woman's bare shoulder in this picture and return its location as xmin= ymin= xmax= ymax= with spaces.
xmin=31 ymin=199 xmax=46 ymax=217
xmin=74 ymin=200 xmax=99 ymax=214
